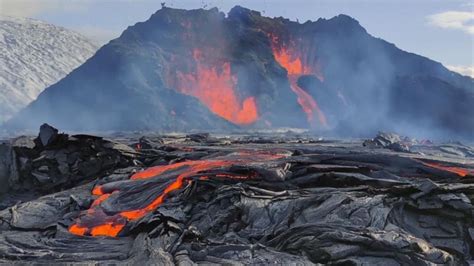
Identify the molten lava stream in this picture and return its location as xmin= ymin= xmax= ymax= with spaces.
xmin=174 ymin=49 xmax=258 ymax=125
xmin=288 ymin=76 xmax=327 ymax=126
xmin=421 ymin=161 xmax=473 ymax=177
xmin=68 ymin=151 xmax=287 ymax=237
xmin=270 ymin=40 xmax=327 ymax=127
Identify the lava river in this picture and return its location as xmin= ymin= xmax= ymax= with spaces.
xmin=419 ymin=160 xmax=474 ymax=177
xmin=69 ymin=150 xmax=287 ymax=237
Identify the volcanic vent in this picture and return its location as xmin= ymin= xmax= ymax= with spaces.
xmin=6 ymin=6 xmax=474 ymax=140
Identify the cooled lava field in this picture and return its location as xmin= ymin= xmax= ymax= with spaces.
xmin=0 ymin=124 xmax=473 ymax=264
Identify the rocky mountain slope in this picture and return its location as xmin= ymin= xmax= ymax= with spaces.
xmin=0 ymin=16 xmax=98 ymax=122
xmin=5 ymin=7 xmax=474 ymax=140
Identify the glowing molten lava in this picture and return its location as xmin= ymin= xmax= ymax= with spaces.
xmin=69 ymin=150 xmax=286 ymax=237
xmin=270 ymin=36 xmax=327 ymax=127
xmin=288 ymin=76 xmax=328 ymax=126
xmin=174 ymin=49 xmax=258 ymax=125
xmin=273 ymin=46 xmax=312 ymax=76
xmin=421 ymin=161 xmax=473 ymax=177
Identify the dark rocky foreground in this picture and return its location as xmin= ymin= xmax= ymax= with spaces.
xmin=0 ymin=125 xmax=473 ymax=265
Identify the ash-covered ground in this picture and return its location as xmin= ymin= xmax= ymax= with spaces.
xmin=0 ymin=124 xmax=473 ymax=265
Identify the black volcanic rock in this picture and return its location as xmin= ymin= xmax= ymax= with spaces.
xmin=0 ymin=130 xmax=473 ymax=264
xmin=37 ymin=123 xmax=59 ymax=147
xmin=6 ymin=6 xmax=474 ymax=140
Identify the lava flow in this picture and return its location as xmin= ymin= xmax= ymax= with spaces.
xmin=173 ymin=49 xmax=258 ymax=125
xmin=270 ymin=36 xmax=327 ymax=127
xmin=288 ymin=76 xmax=328 ymax=126
xmin=69 ymin=151 xmax=286 ymax=237
xmin=421 ymin=161 xmax=474 ymax=177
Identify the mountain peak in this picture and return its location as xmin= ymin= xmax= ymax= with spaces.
xmin=228 ymin=5 xmax=262 ymax=17
xmin=6 ymin=6 xmax=473 ymax=140
xmin=0 ymin=17 xmax=98 ymax=123
xmin=320 ymin=13 xmax=366 ymax=34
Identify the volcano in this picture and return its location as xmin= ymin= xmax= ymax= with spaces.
xmin=5 ymin=6 xmax=474 ymax=140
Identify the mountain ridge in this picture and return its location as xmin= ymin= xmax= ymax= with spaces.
xmin=0 ymin=15 xmax=98 ymax=122
xmin=6 ymin=6 xmax=474 ymax=140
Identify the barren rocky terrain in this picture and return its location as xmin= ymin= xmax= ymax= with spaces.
xmin=0 ymin=125 xmax=473 ymax=264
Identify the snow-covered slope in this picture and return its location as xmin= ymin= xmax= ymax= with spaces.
xmin=0 ymin=16 xmax=98 ymax=122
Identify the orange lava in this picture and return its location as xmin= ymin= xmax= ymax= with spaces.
xmin=131 ymin=161 xmax=198 ymax=180
xmin=422 ymin=161 xmax=473 ymax=177
xmin=91 ymin=194 xmax=110 ymax=207
xmin=69 ymin=224 xmax=87 ymax=235
xmin=92 ymin=186 xmax=103 ymax=195
xmin=174 ymin=49 xmax=258 ymax=125
xmin=273 ymin=46 xmax=312 ymax=76
xmin=122 ymin=160 xmax=231 ymax=220
xmin=69 ymin=151 xmax=286 ymax=237
xmin=270 ymin=35 xmax=327 ymax=127
xmin=90 ymin=223 xmax=125 ymax=237
xmin=288 ymin=76 xmax=327 ymax=126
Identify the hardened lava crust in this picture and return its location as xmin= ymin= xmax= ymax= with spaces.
xmin=0 ymin=125 xmax=473 ymax=265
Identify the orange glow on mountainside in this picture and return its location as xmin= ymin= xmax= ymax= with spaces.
xmin=174 ymin=49 xmax=258 ymax=125
xmin=270 ymin=36 xmax=327 ymax=127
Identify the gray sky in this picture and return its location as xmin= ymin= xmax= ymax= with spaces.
xmin=1 ymin=0 xmax=473 ymax=77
